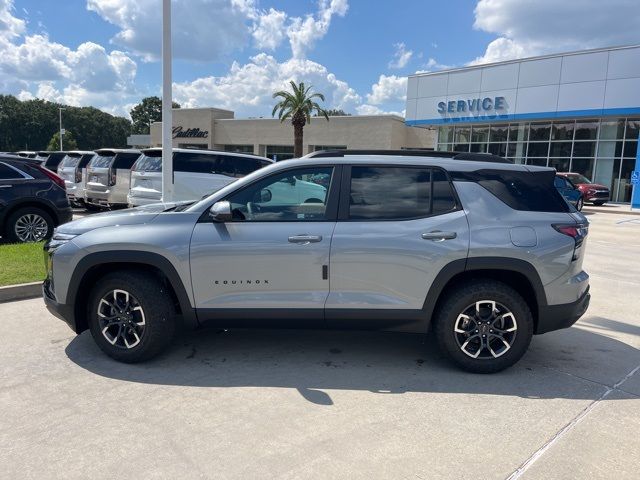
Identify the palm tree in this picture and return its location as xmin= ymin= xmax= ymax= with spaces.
xmin=272 ymin=81 xmax=329 ymax=158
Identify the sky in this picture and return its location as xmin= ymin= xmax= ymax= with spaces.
xmin=1 ymin=0 xmax=640 ymax=119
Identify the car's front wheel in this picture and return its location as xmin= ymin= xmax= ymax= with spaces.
xmin=576 ymin=197 xmax=584 ymax=211
xmin=87 ymin=271 xmax=176 ymax=362
xmin=434 ymin=280 xmax=534 ymax=373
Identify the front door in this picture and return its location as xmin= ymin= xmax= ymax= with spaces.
xmin=190 ymin=165 xmax=339 ymax=325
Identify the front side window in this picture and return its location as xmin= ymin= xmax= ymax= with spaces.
xmin=349 ymin=167 xmax=436 ymax=220
xmin=226 ymin=167 xmax=332 ymax=221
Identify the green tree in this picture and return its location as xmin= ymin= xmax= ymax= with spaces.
xmin=130 ymin=96 xmax=181 ymax=134
xmin=324 ymin=109 xmax=350 ymax=116
xmin=47 ymin=130 xmax=78 ymax=151
xmin=272 ymin=81 xmax=329 ymax=158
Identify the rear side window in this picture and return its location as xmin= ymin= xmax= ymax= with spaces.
xmin=113 ymin=153 xmax=141 ymax=169
xmin=455 ymin=169 xmax=571 ymax=212
xmin=349 ymin=167 xmax=432 ymax=220
xmin=174 ymin=152 xmax=217 ymax=174
xmin=0 ymin=162 xmax=23 ymax=179
xmin=134 ymin=155 xmax=162 ymax=172
xmin=90 ymin=155 xmax=114 ymax=168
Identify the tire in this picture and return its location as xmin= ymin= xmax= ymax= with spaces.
xmin=87 ymin=271 xmax=176 ymax=363
xmin=4 ymin=207 xmax=54 ymax=243
xmin=592 ymin=201 xmax=606 ymax=206
xmin=576 ymin=197 xmax=584 ymax=211
xmin=433 ymin=280 xmax=534 ymax=373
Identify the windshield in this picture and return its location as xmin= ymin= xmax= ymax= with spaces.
xmin=566 ymin=173 xmax=592 ymax=184
xmin=60 ymin=155 xmax=80 ymax=168
xmin=89 ymin=155 xmax=114 ymax=168
xmin=133 ymin=155 xmax=162 ymax=172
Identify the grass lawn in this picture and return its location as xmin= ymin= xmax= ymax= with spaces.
xmin=0 ymin=242 xmax=46 ymax=287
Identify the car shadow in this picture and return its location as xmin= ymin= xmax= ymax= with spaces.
xmin=65 ymin=323 xmax=639 ymax=405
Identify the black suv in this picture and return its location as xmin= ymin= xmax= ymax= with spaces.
xmin=0 ymin=155 xmax=72 ymax=242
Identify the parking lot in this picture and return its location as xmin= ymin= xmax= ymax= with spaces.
xmin=0 ymin=210 xmax=638 ymax=479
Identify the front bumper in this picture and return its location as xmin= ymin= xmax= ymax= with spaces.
xmin=536 ymin=286 xmax=590 ymax=334
xmin=43 ymin=279 xmax=78 ymax=333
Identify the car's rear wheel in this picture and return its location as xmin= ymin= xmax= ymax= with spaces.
xmin=576 ymin=197 xmax=584 ymax=211
xmin=5 ymin=207 xmax=54 ymax=243
xmin=87 ymin=271 xmax=176 ymax=363
xmin=434 ymin=280 xmax=533 ymax=373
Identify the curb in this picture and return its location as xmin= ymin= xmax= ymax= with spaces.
xmin=0 ymin=281 xmax=42 ymax=303
xmin=583 ymin=207 xmax=640 ymax=216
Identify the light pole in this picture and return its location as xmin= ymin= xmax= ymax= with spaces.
xmin=58 ymin=107 xmax=65 ymax=151
xmin=161 ymin=0 xmax=173 ymax=202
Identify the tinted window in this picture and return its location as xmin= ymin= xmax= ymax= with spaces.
xmin=78 ymin=154 xmax=95 ymax=169
xmin=227 ymin=167 xmax=332 ymax=221
xmin=349 ymin=167 xmax=432 ymax=220
xmin=0 ymin=163 xmax=23 ymax=179
xmin=453 ymin=169 xmax=570 ymax=213
xmin=60 ymin=155 xmax=80 ymax=168
xmin=113 ymin=153 xmax=141 ymax=169
xmin=234 ymin=157 xmax=263 ymax=176
xmin=174 ymin=152 xmax=217 ymax=174
xmin=133 ymin=155 xmax=163 ymax=172
xmin=90 ymin=155 xmax=114 ymax=168
xmin=554 ymin=177 xmax=567 ymax=188
xmin=432 ymin=169 xmax=457 ymax=214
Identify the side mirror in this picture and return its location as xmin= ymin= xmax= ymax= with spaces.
xmin=209 ymin=201 xmax=232 ymax=222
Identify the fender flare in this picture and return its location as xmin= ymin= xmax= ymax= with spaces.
xmin=68 ymin=250 xmax=198 ymax=330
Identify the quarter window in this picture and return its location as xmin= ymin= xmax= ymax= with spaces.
xmin=0 ymin=163 xmax=23 ymax=180
xmin=348 ymin=166 xmax=456 ymax=220
xmin=226 ymin=167 xmax=332 ymax=221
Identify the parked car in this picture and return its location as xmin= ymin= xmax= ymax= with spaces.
xmin=0 ymin=155 xmax=72 ymax=242
xmin=57 ymin=151 xmax=96 ymax=208
xmin=557 ymin=172 xmax=610 ymax=205
xmin=44 ymin=150 xmax=590 ymax=373
xmin=42 ymin=152 xmax=68 ymax=172
xmin=128 ymin=148 xmax=273 ymax=206
xmin=34 ymin=151 xmax=50 ymax=163
xmin=85 ymin=149 xmax=141 ymax=209
xmin=554 ymin=175 xmax=583 ymax=211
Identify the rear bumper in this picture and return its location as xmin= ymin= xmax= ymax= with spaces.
xmin=128 ymin=195 xmax=162 ymax=207
xmin=57 ymin=207 xmax=73 ymax=225
xmin=536 ymin=286 xmax=590 ymax=334
xmin=85 ymin=189 xmax=128 ymax=207
xmin=43 ymin=280 xmax=78 ymax=333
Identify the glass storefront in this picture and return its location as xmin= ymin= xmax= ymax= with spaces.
xmin=436 ymin=117 xmax=639 ymax=202
xmin=266 ymin=145 xmax=295 ymax=161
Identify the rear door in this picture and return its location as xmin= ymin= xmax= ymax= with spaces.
xmin=189 ymin=165 xmax=340 ymax=324
xmin=326 ymin=165 xmax=470 ymax=329
xmin=0 ymin=162 xmax=31 ymax=221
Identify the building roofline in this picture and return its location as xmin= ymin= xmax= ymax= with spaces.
xmin=215 ymin=114 xmax=406 ymax=122
xmin=409 ymin=44 xmax=640 ymax=79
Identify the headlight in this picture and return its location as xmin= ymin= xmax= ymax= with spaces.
xmin=46 ymin=232 xmax=78 ymax=251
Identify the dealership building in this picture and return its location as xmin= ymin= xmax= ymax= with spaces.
xmin=148 ymin=108 xmax=435 ymax=161
xmin=405 ymin=44 xmax=640 ymax=203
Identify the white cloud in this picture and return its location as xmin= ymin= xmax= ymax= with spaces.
xmin=87 ymin=0 xmax=251 ymax=62
xmin=388 ymin=42 xmax=413 ymax=69
xmin=0 ymin=1 xmax=138 ymax=116
xmin=471 ymin=0 xmax=640 ymax=64
xmin=173 ymin=53 xmax=361 ymax=117
xmin=287 ymin=0 xmax=349 ymax=58
xmin=365 ymin=74 xmax=407 ymax=105
xmin=252 ymin=8 xmax=287 ymax=50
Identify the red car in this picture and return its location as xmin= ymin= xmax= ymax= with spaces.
xmin=557 ymin=172 xmax=610 ymax=205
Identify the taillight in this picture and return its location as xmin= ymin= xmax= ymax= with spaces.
xmin=74 ymin=168 xmax=82 ymax=183
xmin=108 ymin=168 xmax=117 ymax=186
xmin=553 ymin=222 xmax=589 ymax=260
xmin=34 ymin=164 xmax=66 ymax=190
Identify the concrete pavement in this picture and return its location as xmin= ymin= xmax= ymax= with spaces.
xmin=0 ymin=211 xmax=638 ymax=479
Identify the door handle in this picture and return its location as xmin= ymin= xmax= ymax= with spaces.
xmin=422 ymin=231 xmax=457 ymax=241
xmin=288 ymin=235 xmax=322 ymax=245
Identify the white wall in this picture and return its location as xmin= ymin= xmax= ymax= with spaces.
xmin=406 ymin=45 xmax=640 ymax=124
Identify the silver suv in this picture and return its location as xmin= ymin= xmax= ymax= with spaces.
xmin=43 ymin=151 xmax=590 ymax=373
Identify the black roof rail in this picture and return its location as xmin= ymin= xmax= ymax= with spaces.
xmin=305 ymin=149 xmax=513 ymax=164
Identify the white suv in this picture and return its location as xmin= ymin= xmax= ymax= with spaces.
xmin=128 ymin=148 xmax=273 ymax=206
